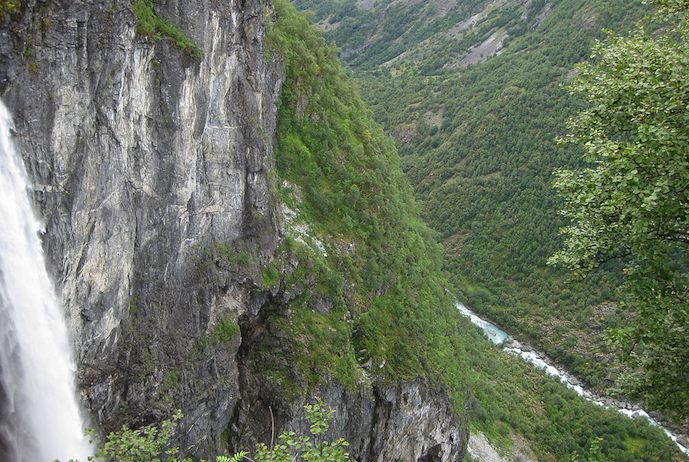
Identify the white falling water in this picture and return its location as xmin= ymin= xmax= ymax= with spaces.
xmin=0 ymin=101 xmax=92 ymax=462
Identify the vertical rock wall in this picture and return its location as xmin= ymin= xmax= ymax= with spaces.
xmin=0 ymin=0 xmax=282 ymax=455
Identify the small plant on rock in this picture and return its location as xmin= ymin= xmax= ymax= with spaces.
xmin=238 ymin=399 xmax=351 ymax=462
xmin=0 ymin=0 xmax=20 ymax=20
xmin=61 ymin=401 xmax=350 ymax=462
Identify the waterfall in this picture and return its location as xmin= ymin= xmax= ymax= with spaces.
xmin=0 ymin=101 xmax=92 ymax=462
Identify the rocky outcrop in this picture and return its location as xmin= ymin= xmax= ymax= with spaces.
xmin=467 ymin=433 xmax=508 ymax=462
xmin=232 ymin=299 xmax=468 ymax=461
xmin=231 ymin=378 xmax=467 ymax=462
xmin=466 ymin=432 xmax=538 ymax=462
xmin=0 ymin=1 xmax=467 ymax=460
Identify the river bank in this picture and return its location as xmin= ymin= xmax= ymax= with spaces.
xmin=456 ymin=301 xmax=689 ymax=457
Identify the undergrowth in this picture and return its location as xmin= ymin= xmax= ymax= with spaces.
xmin=0 ymin=0 xmax=20 ymax=20
xmin=132 ymin=0 xmax=201 ymax=58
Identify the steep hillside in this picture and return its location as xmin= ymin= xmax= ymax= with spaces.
xmin=0 ymin=0 xmax=465 ymax=460
xmin=295 ymin=0 xmax=649 ymax=391
xmin=0 ymin=0 xmax=683 ymax=461
xmin=250 ymin=2 xmax=685 ymax=460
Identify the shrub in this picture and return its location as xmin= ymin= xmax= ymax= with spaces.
xmin=0 ymin=0 xmax=20 ymax=20
xmin=132 ymin=0 xmax=202 ymax=57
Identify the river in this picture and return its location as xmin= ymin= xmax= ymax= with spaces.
xmin=456 ymin=301 xmax=689 ymax=457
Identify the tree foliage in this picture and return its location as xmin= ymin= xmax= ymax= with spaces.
xmin=64 ymin=403 xmax=349 ymax=462
xmin=62 ymin=412 xmax=192 ymax=462
xmin=550 ymin=0 xmax=689 ymax=417
xmin=249 ymin=400 xmax=351 ymax=462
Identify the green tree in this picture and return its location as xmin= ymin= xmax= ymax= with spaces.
xmin=550 ymin=0 xmax=689 ymax=418
xmin=80 ymin=411 xmax=193 ymax=462
xmin=245 ymin=400 xmax=351 ymax=462
xmin=64 ymin=402 xmax=350 ymax=462
xmin=570 ymin=437 xmax=604 ymax=462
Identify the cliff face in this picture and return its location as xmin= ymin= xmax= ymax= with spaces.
xmin=0 ymin=1 xmax=466 ymax=460
xmin=1 ymin=0 xmax=281 ymax=455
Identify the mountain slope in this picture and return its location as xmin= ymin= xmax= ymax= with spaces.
xmin=295 ymin=0 xmax=649 ymax=391
xmin=280 ymin=2 xmax=686 ymax=460
xmin=0 ymin=0 xmax=466 ymax=459
xmin=0 ymin=0 xmax=683 ymax=460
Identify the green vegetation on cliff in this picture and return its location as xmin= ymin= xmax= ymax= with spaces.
xmin=294 ymin=0 xmax=652 ymax=394
xmin=0 ymin=0 xmax=20 ymax=20
xmin=267 ymin=0 xmax=469 ymax=397
xmin=256 ymin=1 xmax=684 ymax=460
xmin=132 ymin=0 xmax=202 ymax=57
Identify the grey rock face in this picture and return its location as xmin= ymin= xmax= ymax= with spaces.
xmin=232 ymin=302 xmax=468 ymax=462
xmin=232 ymin=374 xmax=467 ymax=462
xmin=0 ymin=1 xmax=467 ymax=460
xmin=320 ymin=381 xmax=466 ymax=462
xmin=1 ymin=0 xmax=281 ymax=455
xmin=338 ymin=380 xmax=466 ymax=462
xmin=368 ymin=382 xmax=466 ymax=462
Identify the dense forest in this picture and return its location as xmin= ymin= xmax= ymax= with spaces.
xmin=293 ymin=0 xmax=649 ymax=393
xmin=266 ymin=1 xmax=685 ymax=460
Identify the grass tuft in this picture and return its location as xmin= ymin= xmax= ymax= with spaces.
xmin=0 ymin=0 xmax=20 ymax=20
xmin=132 ymin=0 xmax=202 ymax=58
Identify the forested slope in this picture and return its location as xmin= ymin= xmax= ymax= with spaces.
xmin=253 ymin=1 xmax=689 ymax=460
xmin=294 ymin=0 xmax=649 ymax=390
xmin=264 ymin=2 xmax=684 ymax=460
